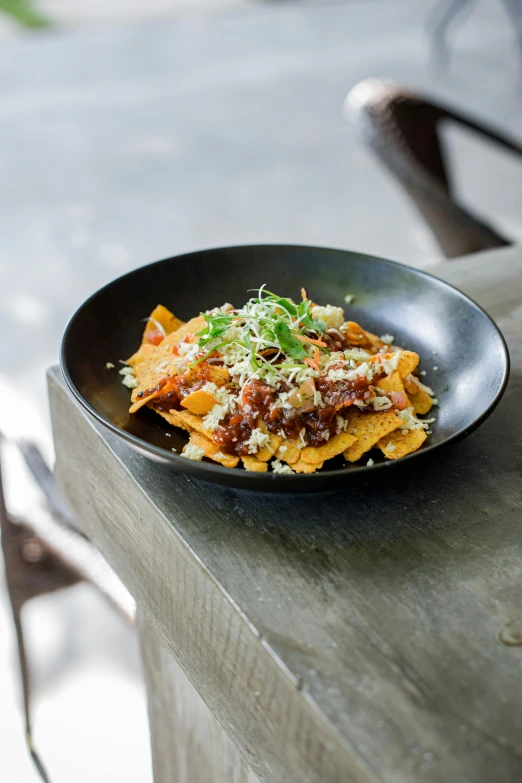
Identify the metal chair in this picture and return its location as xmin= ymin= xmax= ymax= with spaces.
xmin=344 ymin=78 xmax=522 ymax=258
xmin=0 ymin=433 xmax=135 ymax=782
xmin=427 ymin=0 xmax=522 ymax=70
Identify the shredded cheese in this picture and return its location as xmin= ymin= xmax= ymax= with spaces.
xmin=246 ymin=428 xmax=270 ymax=454
xmin=181 ymin=443 xmax=204 ymax=461
xmin=272 ymin=459 xmax=294 ymax=475
xmin=310 ymin=304 xmax=345 ymax=330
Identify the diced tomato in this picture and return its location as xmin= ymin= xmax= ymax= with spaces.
xmin=171 ymin=344 xmax=180 ymax=356
xmin=391 ymin=391 xmax=408 ymax=409
xmin=146 ymin=329 xmax=164 ymax=346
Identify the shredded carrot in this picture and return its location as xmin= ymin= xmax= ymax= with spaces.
xmin=313 ymin=347 xmax=320 ymax=366
xmin=293 ymin=333 xmax=327 ymax=347
xmin=304 ymin=357 xmax=319 ymax=371
xmin=368 ymin=352 xmax=392 ymax=363
xmin=301 ymin=287 xmax=308 ymax=301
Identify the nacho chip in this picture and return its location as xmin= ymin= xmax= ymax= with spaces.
xmin=292 ymin=459 xmax=324 ymax=474
xmin=129 ymin=385 xmax=164 ymax=414
xmin=398 ymin=351 xmax=419 ymax=379
xmin=127 ymin=343 xmax=157 ymax=368
xmin=181 ymin=389 xmax=218 ymax=416
xmin=204 ymin=365 xmax=230 ymax=386
xmin=165 ymin=409 xmax=214 ymax=438
xmin=342 ymin=321 xmax=374 ymax=349
xmin=343 ymin=410 xmax=401 ymax=462
xmin=403 ymin=374 xmax=416 ymax=395
xmin=143 ymin=304 xmax=184 ymax=344
xmin=301 ymin=431 xmax=357 ymax=465
xmin=378 ymin=427 xmax=427 ymax=459
xmin=256 ymin=431 xmax=283 ymax=462
xmin=242 ymin=456 xmax=268 ymax=472
xmin=156 ymin=409 xmax=193 ymax=431
xmin=186 ymin=432 xmax=239 ymax=468
xmin=275 ymin=439 xmax=301 ymax=465
xmin=376 ymin=371 xmax=405 ymax=396
xmin=404 ymin=375 xmax=433 ymax=415
xmin=362 ymin=329 xmax=388 ymax=353
xmin=129 ymin=352 xmax=229 ymax=415
xmin=168 ymin=315 xmax=207 ymax=346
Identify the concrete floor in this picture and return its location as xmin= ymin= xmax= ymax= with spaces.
xmin=0 ymin=0 xmax=521 ymax=780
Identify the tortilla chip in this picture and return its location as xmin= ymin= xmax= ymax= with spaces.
xmin=168 ymin=315 xmax=207 ymax=346
xmin=256 ymin=432 xmax=283 ymax=462
xmin=376 ymin=371 xmax=405 ymax=396
xmin=343 ymin=410 xmax=401 ymax=462
xmin=275 ymin=439 xmax=301 ymax=465
xmin=155 ymin=409 xmax=192 ymax=431
xmin=408 ymin=382 xmax=433 ymax=416
xmin=252 ymin=422 xmax=283 ymax=462
xmin=403 ymin=374 xmax=416 ymax=395
xmin=132 ymin=315 xmax=203 ymax=370
xmin=342 ymin=321 xmax=374 ymax=349
xmin=129 ymin=393 xmax=158 ymax=415
xmin=186 ymin=432 xmax=239 ymax=468
xmin=378 ymin=428 xmax=427 ymax=459
xmin=204 ymin=365 xmax=230 ymax=385
xmin=143 ymin=304 xmax=184 ymax=344
xmin=165 ymin=409 xmax=214 ymax=438
xmin=181 ymin=389 xmax=218 ymax=416
xmin=301 ymin=431 xmax=357 ymax=465
xmin=242 ymin=456 xmax=268 ymax=472
xmin=127 ymin=343 xmax=157 ymax=368
xmin=129 ymin=357 xmax=229 ymax=417
xmin=292 ymin=459 xmax=324 ymax=474
xmin=362 ymin=329 xmax=388 ymax=353
xmin=398 ymin=351 xmax=419 ymax=379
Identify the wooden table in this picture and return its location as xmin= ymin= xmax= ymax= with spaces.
xmin=49 ymin=246 xmax=522 ymax=783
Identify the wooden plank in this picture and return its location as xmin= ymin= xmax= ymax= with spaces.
xmin=138 ymin=612 xmax=260 ymax=783
xmin=50 ymin=247 xmax=522 ymax=783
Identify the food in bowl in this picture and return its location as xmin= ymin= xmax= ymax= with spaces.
xmin=118 ymin=286 xmax=436 ymax=473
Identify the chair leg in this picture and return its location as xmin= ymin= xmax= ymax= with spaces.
xmin=0 ymin=432 xmax=134 ymax=780
xmin=8 ymin=595 xmax=52 ymax=783
xmin=0 ymin=436 xmax=52 ymax=782
xmin=501 ymin=0 xmax=522 ymax=67
xmin=427 ymin=0 xmax=477 ymax=69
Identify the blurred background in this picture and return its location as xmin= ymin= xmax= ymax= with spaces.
xmin=0 ymin=0 xmax=521 ymax=780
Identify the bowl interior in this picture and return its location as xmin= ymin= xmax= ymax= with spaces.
xmin=61 ymin=245 xmax=508 ymax=489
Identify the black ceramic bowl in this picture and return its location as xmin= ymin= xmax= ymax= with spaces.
xmin=61 ymin=244 xmax=509 ymax=492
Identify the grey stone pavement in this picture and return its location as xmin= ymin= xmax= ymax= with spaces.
xmin=0 ymin=0 xmax=521 ymax=780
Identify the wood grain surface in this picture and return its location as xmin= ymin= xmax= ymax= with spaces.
xmin=139 ymin=613 xmax=260 ymax=783
xmin=50 ymin=246 xmax=522 ymax=783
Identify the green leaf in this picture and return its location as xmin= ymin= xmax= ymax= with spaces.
xmin=197 ymin=312 xmax=233 ymax=347
xmin=189 ymin=340 xmax=228 ymax=368
xmin=262 ymin=291 xmax=298 ymax=317
xmin=297 ymin=299 xmax=325 ymax=333
xmin=273 ymin=322 xmax=307 ymax=360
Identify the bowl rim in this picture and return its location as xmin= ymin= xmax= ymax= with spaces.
xmin=60 ymin=243 xmax=510 ymax=486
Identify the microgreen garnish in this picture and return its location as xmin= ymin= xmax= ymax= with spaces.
xmin=193 ymin=286 xmax=335 ymax=391
xmin=197 ymin=312 xmax=234 ymax=347
xmin=273 ymin=322 xmax=307 ymax=360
